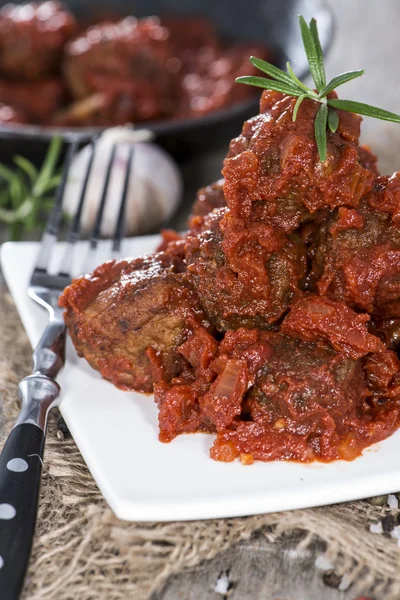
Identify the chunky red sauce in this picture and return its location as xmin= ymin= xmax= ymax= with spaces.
xmin=153 ymin=92 xmax=400 ymax=463
xmin=60 ymin=88 xmax=400 ymax=465
xmin=0 ymin=2 xmax=270 ymax=126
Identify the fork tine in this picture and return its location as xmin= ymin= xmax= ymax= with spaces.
xmin=58 ymin=140 xmax=96 ymax=277
xmin=35 ymin=140 xmax=79 ymax=273
xmin=66 ymin=140 xmax=96 ymax=245
xmin=90 ymin=143 xmax=117 ymax=250
xmin=112 ymin=144 xmax=134 ymax=254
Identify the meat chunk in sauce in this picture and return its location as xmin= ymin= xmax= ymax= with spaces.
xmin=223 ymin=91 xmax=376 ymax=234
xmin=0 ymin=78 xmax=64 ymax=122
xmin=185 ymin=207 xmax=307 ymax=330
xmin=0 ymin=6 xmax=270 ymax=127
xmin=308 ymin=190 xmax=400 ymax=319
xmin=63 ymin=17 xmax=177 ymax=124
xmin=61 ymin=88 xmax=400 ymax=464
xmin=156 ymin=326 xmax=400 ymax=462
xmin=0 ymin=2 xmax=76 ymax=80
xmin=59 ymin=249 xmax=213 ymax=393
xmin=191 ymin=179 xmax=226 ymax=218
xmin=281 ymin=293 xmax=385 ymax=358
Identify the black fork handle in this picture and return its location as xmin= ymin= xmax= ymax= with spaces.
xmin=0 ymin=423 xmax=45 ymax=600
xmin=0 ymin=349 xmax=61 ymax=599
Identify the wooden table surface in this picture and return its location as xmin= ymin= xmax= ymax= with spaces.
xmin=153 ymin=531 xmax=362 ymax=600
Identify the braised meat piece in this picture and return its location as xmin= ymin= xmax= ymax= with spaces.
xmin=63 ymin=17 xmax=177 ymax=124
xmin=358 ymin=145 xmax=379 ymax=174
xmin=0 ymin=8 xmax=270 ymax=126
xmin=191 ymin=179 xmax=226 ymax=218
xmin=62 ymin=15 xmax=270 ymax=126
xmin=155 ymin=326 xmax=400 ymax=462
xmin=185 ymin=207 xmax=307 ymax=330
xmin=370 ymin=318 xmax=400 ymax=351
xmin=0 ymin=2 xmax=76 ymax=80
xmin=0 ymin=78 xmax=64 ymax=122
xmin=216 ymin=337 xmax=400 ymax=463
xmin=308 ymin=186 xmax=400 ymax=318
xmin=223 ymin=90 xmax=376 ymax=234
xmin=162 ymin=16 xmax=270 ymax=119
xmin=59 ymin=249 xmax=213 ymax=393
xmin=281 ymin=293 xmax=385 ymax=358
xmin=204 ymin=90 xmax=377 ymax=339
xmin=51 ymin=91 xmax=138 ymax=127
xmin=61 ymin=85 xmax=400 ymax=465
xmin=177 ymin=43 xmax=272 ymax=119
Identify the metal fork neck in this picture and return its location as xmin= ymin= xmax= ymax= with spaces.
xmin=15 ymin=375 xmax=60 ymax=431
xmin=15 ymin=311 xmax=66 ymax=432
xmin=32 ymin=310 xmax=66 ymax=378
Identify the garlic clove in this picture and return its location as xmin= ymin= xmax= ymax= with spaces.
xmin=63 ymin=127 xmax=182 ymax=237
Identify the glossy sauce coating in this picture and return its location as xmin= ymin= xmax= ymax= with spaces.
xmin=61 ymin=89 xmax=400 ymax=464
xmin=0 ymin=3 xmax=270 ymax=126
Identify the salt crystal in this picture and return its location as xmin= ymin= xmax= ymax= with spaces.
xmin=214 ymin=573 xmax=230 ymax=595
xmin=388 ymin=494 xmax=399 ymax=509
xmin=369 ymin=521 xmax=383 ymax=534
xmin=339 ymin=574 xmax=351 ymax=591
xmin=315 ymin=555 xmax=334 ymax=571
xmin=284 ymin=548 xmax=312 ymax=560
xmin=390 ymin=525 xmax=400 ymax=540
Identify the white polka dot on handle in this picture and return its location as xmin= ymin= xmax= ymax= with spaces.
xmin=7 ymin=458 xmax=28 ymax=473
xmin=0 ymin=556 xmax=3 ymax=569
xmin=0 ymin=504 xmax=16 ymax=520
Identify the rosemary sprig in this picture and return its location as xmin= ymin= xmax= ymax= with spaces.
xmin=0 ymin=137 xmax=62 ymax=241
xmin=236 ymin=15 xmax=400 ymax=162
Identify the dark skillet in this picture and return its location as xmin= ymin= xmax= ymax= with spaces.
xmin=0 ymin=0 xmax=333 ymax=162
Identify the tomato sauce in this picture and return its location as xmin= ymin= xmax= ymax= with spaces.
xmin=153 ymin=90 xmax=400 ymax=464
xmin=0 ymin=3 xmax=271 ymax=126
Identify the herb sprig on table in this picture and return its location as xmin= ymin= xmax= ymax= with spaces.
xmin=236 ymin=15 xmax=400 ymax=162
xmin=0 ymin=136 xmax=62 ymax=241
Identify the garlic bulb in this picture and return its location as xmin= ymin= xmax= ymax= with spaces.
xmin=63 ymin=127 xmax=183 ymax=237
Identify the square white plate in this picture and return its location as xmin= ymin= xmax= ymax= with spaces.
xmin=2 ymin=239 xmax=400 ymax=522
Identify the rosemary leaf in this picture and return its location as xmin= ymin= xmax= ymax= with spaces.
xmin=0 ymin=189 xmax=9 ymax=207
xmin=249 ymin=56 xmax=296 ymax=87
xmin=328 ymin=98 xmax=400 ymax=122
xmin=33 ymin=136 xmax=62 ymax=197
xmin=0 ymin=135 xmax=62 ymax=239
xmin=235 ymin=76 xmax=303 ymax=96
xmin=238 ymin=14 xmax=400 ymax=162
xmin=328 ymin=108 xmax=339 ymax=132
xmin=40 ymin=174 xmax=61 ymax=194
xmin=0 ymin=163 xmax=18 ymax=183
xmin=13 ymin=155 xmax=38 ymax=184
xmin=314 ymin=103 xmax=328 ymax=161
xmin=10 ymin=177 xmax=22 ymax=209
xmin=309 ymin=18 xmax=326 ymax=89
xmin=321 ymin=70 xmax=364 ymax=97
xmin=286 ymin=62 xmax=310 ymax=93
xmin=298 ymin=16 xmax=325 ymax=93
xmin=292 ymin=93 xmax=309 ymax=122
xmin=0 ymin=198 xmax=33 ymax=224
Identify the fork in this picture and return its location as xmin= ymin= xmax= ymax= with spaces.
xmin=0 ymin=137 xmax=134 ymax=600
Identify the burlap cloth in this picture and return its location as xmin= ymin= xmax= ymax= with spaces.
xmin=2 ymin=132 xmax=400 ymax=599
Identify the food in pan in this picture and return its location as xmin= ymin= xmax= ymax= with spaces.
xmin=0 ymin=1 xmax=269 ymax=127
xmin=60 ymin=18 xmax=400 ymax=464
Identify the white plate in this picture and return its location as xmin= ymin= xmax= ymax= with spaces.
xmin=2 ymin=239 xmax=400 ymax=522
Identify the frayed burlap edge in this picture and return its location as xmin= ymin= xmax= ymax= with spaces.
xmin=2 ymin=287 xmax=400 ymax=600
